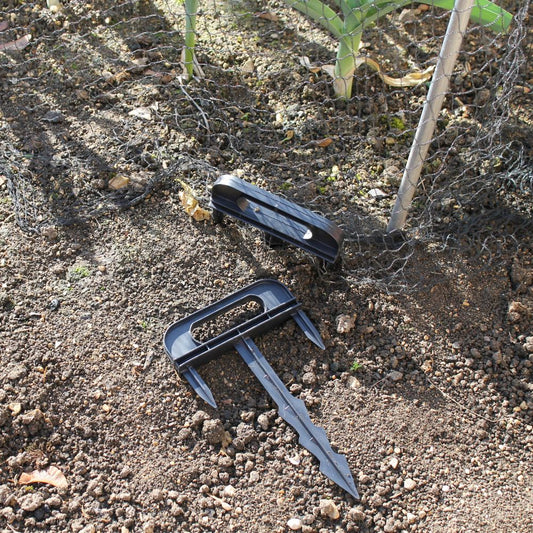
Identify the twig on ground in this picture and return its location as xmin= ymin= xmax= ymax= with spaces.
xmin=177 ymin=81 xmax=210 ymax=133
xmin=425 ymin=376 xmax=500 ymax=424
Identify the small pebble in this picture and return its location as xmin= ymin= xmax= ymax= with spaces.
xmin=257 ymin=413 xmax=270 ymax=430
xmin=358 ymin=473 xmax=371 ymax=484
xmin=150 ymin=489 xmax=165 ymax=502
xmin=45 ymin=495 xmax=62 ymax=508
xmin=287 ymin=517 xmax=303 ymax=530
xmin=42 ymin=110 xmax=64 ymax=123
xmin=404 ymin=478 xmax=417 ymax=491
xmin=288 ymin=455 xmax=301 ymax=466
xmin=347 ymin=508 xmax=365 ymax=522
xmin=223 ymin=485 xmax=236 ymax=498
xmin=41 ymin=225 xmax=58 ymax=240
xmin=336 ymin=314 xmax=356 ymax=334
xmin=319 ymin=499 xmax=340 ymax=519
xmin=302 ymin=371 xmax=317 ymax=386
xmin=7 ymin=364 xmax=27 ymax=381
xmin=346 ymin=375 xmax=362 ymax=390
xmin=388 ymin=371 xmax=403 ymax=382
xmin=120 ymin=466 xmax=132 ymax=479
xmin=384 ymin=517 xmax=397 ymax=532
xmin=8 ymin=402 xmax=22 ymax=416
xmin=191 ymin=410 xmax=209 ymax=428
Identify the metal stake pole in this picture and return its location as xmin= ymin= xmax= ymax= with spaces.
xmin=387 ymin=0 xmax=475 ymax=233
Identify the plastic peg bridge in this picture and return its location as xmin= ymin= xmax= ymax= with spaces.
xmin=163 ymin=280 xmax=358 ymax=499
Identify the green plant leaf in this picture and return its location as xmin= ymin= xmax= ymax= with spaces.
xmin=428 ymin=0 xmax=512 ymax=32
xmin=287 ymin=0 xmax=345 ymax=38
xmin=289 ymin=0 xmax=513 ymax=99
xmin=351 ymin=361 xmax=363 ymax=371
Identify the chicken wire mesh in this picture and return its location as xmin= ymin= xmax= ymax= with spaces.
xmin=0 ymin=0 xmax=531 ymax=285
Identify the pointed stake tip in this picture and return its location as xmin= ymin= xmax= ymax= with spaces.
xmin=330 ymin=476 xmax=359 ymax=500
xmin=313 ymin=337 xmax=326 ymax=350
xmin=196 ymin=387 xmax=218 ymax=409
xmin=183 ymin=368 xmax=218 ymax=409
xmin=324 ymin=469 xmax=359 ymax=500
xmin=307 ymin=330 xmax=325 ymax=350
xmin=348 ymin=486 xmax=360 ymax=500
xmin=294 ymin=312 xmax=325 ymax=350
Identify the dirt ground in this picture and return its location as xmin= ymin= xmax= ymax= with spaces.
xmin=1 ymin=1 xmax=532 ymax=532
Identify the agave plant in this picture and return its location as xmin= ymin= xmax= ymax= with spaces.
xmin=287 ymin=0 xmax=513 ymax=99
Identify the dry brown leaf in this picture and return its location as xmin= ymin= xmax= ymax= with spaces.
xmin=108 ymin=175 xmax=130 ymax=190
xmin=316 ymin=138 xmax=333 ymax=148
xmin=102 ymin=70 xmax=131 ymax=85
xmin=179 ymin=190 xmax=196 ymax=211
xmin=19 ymin=466 xmax=68 ymax=489
xmin=159 ymin=73 xmax=174 ymax=84
xmin=112 ymin=71 xmax=131 ymax=84
xmin=281 ymin=130 xmax=294 ymax=143
xmin=128 ymin=107 xmax=152 ymax=120
xmin=256 ymin=11 xmax=279 ymax=22
xmin=321 ymin=64 xmax=336 ymax=78
xmin=398 ymin=8 xmax=422 ymax=24
xmin=191 ymin=206 xmax=211 ymax=222
xmin=0 ymin=34 xmax=31 ymax=51
xmin=322 ymin=57 xmax=433 ymax=90
xmin=178 ymin=190 xmax=211 ymax=222
xmin=299 ymin=56 xmax=322 ymax=74
xmin=241 ymin=58 xmax=255 ymax=74
xmin=355 ymin=57 xmax=434 ymax=88
xmin=75 ymin=89 xmax=90 ymax=100
xmin=144 ymin=69 xmax=175 ymax=84
xmin=379 ymin=66 xmax=434 ymax=87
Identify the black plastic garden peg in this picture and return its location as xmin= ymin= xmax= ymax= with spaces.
xmin=210 ymin=175 xmax=344 ymax=263
xmin=163 ymin=280 xmax=358 ymax=499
